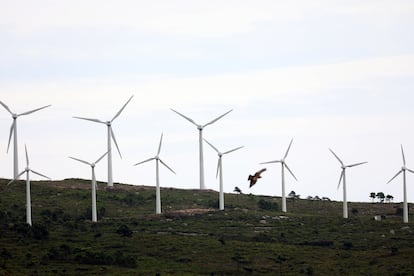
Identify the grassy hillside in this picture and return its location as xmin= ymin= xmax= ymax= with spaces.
xmin=1 ymin=178 xmax=413 ymax=275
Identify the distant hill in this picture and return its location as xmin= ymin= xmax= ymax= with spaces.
xmin=1 ymin=178 xmax=413 ymax=275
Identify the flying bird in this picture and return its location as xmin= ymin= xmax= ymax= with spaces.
xmin=248 ymin=168 xmax=266 ymax=187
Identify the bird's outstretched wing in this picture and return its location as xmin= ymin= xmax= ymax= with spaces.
xmin=255 ymin=168 xmax=267 ymax=177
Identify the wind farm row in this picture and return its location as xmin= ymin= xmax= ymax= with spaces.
xmin=1 ymin=96 xmax=412 ymax=227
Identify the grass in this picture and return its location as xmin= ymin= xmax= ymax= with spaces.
xmin=1 ymin=177 xmax=414 ymax=275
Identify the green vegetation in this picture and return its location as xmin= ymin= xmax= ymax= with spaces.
xmin=1 ymin=178 xmax=414 ymax=275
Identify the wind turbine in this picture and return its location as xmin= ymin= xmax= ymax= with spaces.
xmin=69 ymin=152 xmax=108 ymax=222
xmin=8 ymin=145 xmax=50 ymax=226
xmin=0 ymin=101 xmax=51 ymax=179
xmin=387 ymin=145 xmax=414 ymax=223
xmin=133 ymin=133 xmax=176 ymax=214
xmin=329 ymin=148 xmax=367 ymax=219
xmin=171 ymin=108 xmax=232 ymax=189
xmin=73 ymin=95 xmax=133 ymax=187
xmin=261 ymin=139 xmax=297 ymax=213
xmin=204 ymin=139 xmax=243 ymax=211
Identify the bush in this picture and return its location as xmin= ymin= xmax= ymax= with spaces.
xmin=257 ymin=199 xmax=278 ymax=211
xmin=351 ymin=208 xmax=358 ymax=215
xmin=343 ymin=241 xmax=353 ymax=250
xmin=30 ymin=223 xmax=49 ymax=240
xmin=121 ymin=194 xmax=144 ymax=207
xmin=300 ymin=240 xmax=334 ymax=247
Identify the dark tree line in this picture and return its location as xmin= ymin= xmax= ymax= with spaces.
xmin=370 ymin=192 xmax=393 ymax=203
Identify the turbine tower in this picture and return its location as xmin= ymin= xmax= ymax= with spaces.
xmin=387 ymin=145 xmax=414 ymax=223
xmin=329 ymin=148 xmax=367 ymax=219
xmin=0 ymin=101 xmax=51 ymax=179
xmin=261 ymin=139 xmax=297 ymax=213
xmin=204 ymin=139 xmax=243 ymax=210
xmin=171 ymin=108 xmax=232 ymax=189
xmin=8 ymin=145 xmax=50 ymax=226
xmin=73 ymin=95 xmax=133 ymax=187
xmin=134 ymin=133 xmax=176 ymax=214
xmin=69 ymin=152 xmax=108 ymax=222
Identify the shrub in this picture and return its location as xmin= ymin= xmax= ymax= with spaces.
xmin=257 ymin=199 xmax=278 ymax=211
xmin=300 ymin=240 xmax=334 ymax=247
xmin=351 ymin=208 xmax=358 ymax=215
xmin=343 ymin=241 xmax=353 ymax=250
xmin=30 ymin=223 xmax=49 ymax=240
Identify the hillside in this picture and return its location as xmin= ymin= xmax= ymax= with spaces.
xmin=1 ymin=178 xmax=413 ymax=275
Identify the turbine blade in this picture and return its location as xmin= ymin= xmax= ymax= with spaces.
xmin=111 ymin=95 xmax=134 ymax=122
xmin=401 ymin=144 xmax=406 ymax=166
xmin=110 ymin=128 xmax=122 ymax=159
xmin=337 ymin=170 xmax=344 ymax=190
xmin=407 ymin=168 xmax=414 ymax=174
xmin=203 ymin=109 xmax=233 ymax=128
xmin=6 ymin=120 xmax=15 ymax=153
xmin=133 ymin=157 xmax=155 ymax=166
xmin=329 ymin=148 xmax=343 ymax=166
xmin=73 ymin=116 xmax=106 ymax=124
xmin=284 ymin=163 xmax=298 ymax=181
xmin=346 ymin=162 xmax=368 ymax=168
xmin=283 ymin=138 xmax=294 ymax=159
xmin=157 ymin=133 xmax=163 ymax=155
xmin=24 ymin=144 xmax=29 ymax=166
xmin=69 ymin=156 xmax=91 ymax=166
xmin=216 ymin=158 xmax=221 ymax=179
xmin=8 ymin=171 xmax=26 ymax=185
xmin=204 ymin=139 xmax=220 ymax=153
xmin=387 ymin=169 xmax=403 ymax=184
xmin=30 ymin=169 xmax=51 ymax=180
xmin=223 ymin=146 xmax=244 ymax=155
xmin=18 ymin=105 xmax=51 ymax=116
xmin=0 ymin=101 xmax=13 ymax=115
xmin=95 ymin=151 xmax=109 ymax=164
xmin=260 ymin=160 xmax=281 ymax=164
xmin=159 ymin=159 xmax=176 ymax=174
xmin=170 ymin=109 xmax=198 ymax=127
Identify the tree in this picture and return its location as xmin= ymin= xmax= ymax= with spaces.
xmin=370 ymin=192 xmax=376 ymax=203
xmin=234 ymin=186 xmax=242 ymax=202
xmin=288 ymin=190 xmax=300 ymax=200
xmin=386 ymin=194 xmax=394 ymax=203
xmin=376 ymin=192 xmax=385 ymax=203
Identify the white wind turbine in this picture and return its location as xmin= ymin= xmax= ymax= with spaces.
xmin=171 ymin=108 xmax=232 ymax=190
xmin=261 ymin=139 xmax=297 ymax=213
xmin=8 ymin=145 xmax=50 ymax=226
xmin=387 ymin=145 xmax=414 ymax=223
xmin=69 ymin=152 xmax=108 ymax=222
xmin=134 ymin=133 xmax=176 ymax=214
xmin=0 ymin=101 xmax=51 ymax=179
xmin=73 ymin=95 xmax=133 ymax=187
xmin=329 ymin=148 xmax=367 ymax=219
xmin=204 ymin=139 xmax=243 ymax=211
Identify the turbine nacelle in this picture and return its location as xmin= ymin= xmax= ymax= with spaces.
xmin=106 ymin=121 xmax=111 ymax=126
xmin=197 ymin=125 xmax=203 ymax=131
xmin=12 ymin=114 xmax=18 ymax=119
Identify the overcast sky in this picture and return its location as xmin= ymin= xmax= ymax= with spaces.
xmin=1 ymin=1 xmax=414 ymax=203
